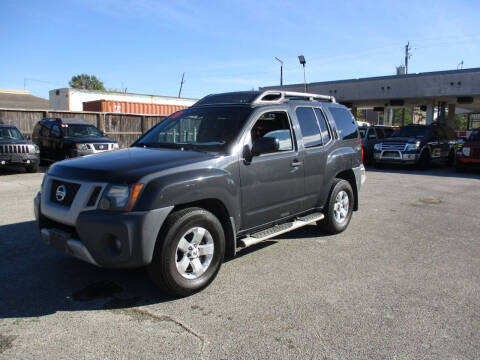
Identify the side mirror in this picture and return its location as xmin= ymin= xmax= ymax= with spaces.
xmin=25 ymin=135 xmax=31 ymax=140
xmin=102 ymin=132 xmax=107 ymax=137
xmin=252 ymin=137 xmax=279 ymax=156
xmin=243 ymin=144 xmax=253 ymax=163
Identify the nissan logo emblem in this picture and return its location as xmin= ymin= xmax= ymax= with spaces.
xmin=99 ymin=145 xmax=104 ymax=150
xmin=56 ymin=185 xmax=67 ymax=202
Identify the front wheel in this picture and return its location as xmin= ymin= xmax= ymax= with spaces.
xmin=148 ymin=207 xmax=225 ymax=297
xmin=317 ymin=179 xmax=354 ymax=235
xmin=25 ymin=163 xmax=39 ymax=173
xmin=416 ymin=149 xmax=430 ymax=170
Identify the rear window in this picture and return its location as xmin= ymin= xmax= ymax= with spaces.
xmin=329 ymin=107 xmax=358 ymax=140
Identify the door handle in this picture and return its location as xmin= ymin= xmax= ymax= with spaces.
xmin=291 ymin=160 xmax=303 ymax=167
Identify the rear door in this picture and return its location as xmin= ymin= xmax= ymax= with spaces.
xmin=296 ymin=106 xmax=332 ymax=209
xmin=239 ymin=109 xmax=305 ymax=230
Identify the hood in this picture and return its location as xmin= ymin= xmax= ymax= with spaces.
xmin=382 ymin=137 xmax=423 ymax=143
xmin=0 ymin=139 xmax=33 ymax=145
xmin=63 ymin=136 xmax=117 ymax=144
xmin=48 ymin=147 xmax=218 ymax=183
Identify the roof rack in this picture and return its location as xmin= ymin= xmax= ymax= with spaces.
xmin=252 ymin=90 xmax=336 ymax=105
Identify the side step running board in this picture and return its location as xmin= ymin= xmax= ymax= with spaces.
xmin=238 ymin=212 xmax=324 ymax=249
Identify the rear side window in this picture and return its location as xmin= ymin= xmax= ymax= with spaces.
xmin=296 ymin=107 xmax=322 ymax=148
xmin=329 ymin=107 xmax=358 ymax=140
xmin=314 ymin=108 xmax=331 ymax=144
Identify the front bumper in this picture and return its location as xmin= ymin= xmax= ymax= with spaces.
xmin=0 ymin=153 xmax=39 ymax=166
xmin=373 ymin=150 xmax=419 ymax=164
xmin=34 ymin=193 xmax=173 ymax=268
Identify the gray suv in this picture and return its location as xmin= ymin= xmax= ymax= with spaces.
xmin=34 ymin=91 xmax=366 ymax=296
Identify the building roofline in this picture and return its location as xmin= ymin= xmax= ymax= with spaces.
xmin=50 ymin=88 xmax=198 ymax=101
xmin=278 ymin=67 xmax=480 ymax=87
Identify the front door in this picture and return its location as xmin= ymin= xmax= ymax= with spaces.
xmin=239 ymin=110 xmax=305 ymax=230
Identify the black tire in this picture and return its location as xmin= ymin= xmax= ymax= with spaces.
xmin=148 ymin=207 xmax=225 ymax=297
xmin=447 ymin=149 xmax=455 ymax=167
xmin=416 ymin=149 xmax=430 ymax=170
xmin=317 ymin=178 xmax=354 ymax=235
xmin=25 ymin=163 xmax=39 ymax=173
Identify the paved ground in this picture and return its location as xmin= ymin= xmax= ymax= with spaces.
xmin=0 ymin=164 xmax=479 ymax=359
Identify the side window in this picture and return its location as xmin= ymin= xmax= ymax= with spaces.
xmin=251 ymin=111 xmax=293 ymax=152
xmin=296 ymin=107 xmax=322 ymax=148
xmin=328 ymin=107 xmax=358 ymax=140
xmin=314 ymin=108 xmax=331 ymax=144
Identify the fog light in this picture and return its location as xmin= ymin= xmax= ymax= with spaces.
xmin=1 ymin=160 xmax=5 ymax=165
xmin=114 ymin=239 xmax=122 ymax=252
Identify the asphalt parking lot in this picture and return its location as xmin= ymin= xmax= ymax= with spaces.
xmin=0 ymin=165 xmax=479 ymax=359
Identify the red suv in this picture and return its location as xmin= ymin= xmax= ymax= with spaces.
xmin=456 ymin=128 xmax=480 ymax=172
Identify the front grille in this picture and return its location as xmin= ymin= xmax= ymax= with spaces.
xmin=93 ymin=143 xmax=109 ymax=151
xmin=0 ymin=144 xmax=30 ymax=154
xmin=381 ymin=142 xmax=407 ymax=151
xmin=87 ymin=186 xmax=102 ymax=206
xmin=50 ymin=180 xmax=81 ymax=207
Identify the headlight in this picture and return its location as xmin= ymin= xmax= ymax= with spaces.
xmin=113 ymin=143 xmax=119 ymax=149
xmin=462 ymin=147 xmax=471 ymax=157
xmin=76 ymin=143 xmax=90 ymax=151
xmin=374 ymin=143 xmax=381 ymax=150
xmin=30 ymin=144 xmax=40 ymax=154
xmin=406 ymin=141 xmax=421 ymax=151
xmin=99 ymin=184 xmax=144 ymax=211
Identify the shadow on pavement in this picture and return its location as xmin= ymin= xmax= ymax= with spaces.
xmin=0 ymin=220 xmax=174 ymax=319
xmin=365 ymin=164 xmax=480 ymax=180
xmin=0 ymin=220 xmax=290 ymax=319
xmin=0 ymin=165 xmax=48 ymax=175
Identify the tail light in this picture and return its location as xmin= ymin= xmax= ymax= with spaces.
xmin=360 ymin=139 xmax=365 ymax=164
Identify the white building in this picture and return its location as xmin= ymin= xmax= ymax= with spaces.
xmin=49 ymin=88 xmax=197 ymax=111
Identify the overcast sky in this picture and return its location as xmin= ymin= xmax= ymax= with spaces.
xmin=1 ymin=0 xmax=479 ymax=99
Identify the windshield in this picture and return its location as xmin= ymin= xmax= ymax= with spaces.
xmin=62 ymin=124 xmax=103 ymax=138
xmin=135 ymin=106 xmax=252 ymax=151
xmin=0 ymin=127 xmax=24 ymax=140
xmin=470 ymin=129 xmax=480 ymax=142
xmin=392 ymin=126 xmax=428 ymax=139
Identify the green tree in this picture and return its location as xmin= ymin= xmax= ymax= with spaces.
xmin=69 ymin=74 xmax=105 ymax=90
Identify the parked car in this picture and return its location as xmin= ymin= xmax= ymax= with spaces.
xmin=456 ymin=128 xmax=480 ymax=171
xmin=32 ymin=117 xmax=119 ymax=163
xmin=373 ymin=123 xmax=457 ymax=169
xmin=358 ymin=125 xmax=396 ymax=164
xmin=0 ymin=124 xmax=40 ymax=173
xmin=34 ymin=90 xmax=366 ymax=296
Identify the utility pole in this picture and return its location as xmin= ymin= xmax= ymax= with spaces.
xmin=457 ymin=60 xmax=464 ymax=70
xmin=404 ymin=42 xmax=412 ymax=74
xmin=275 ymin=57 xmax=283 ymax=87
xmin=178 ymin=73 xmax=185 ymax=98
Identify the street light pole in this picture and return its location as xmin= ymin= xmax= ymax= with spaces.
xmin=275 ymin=57 xmax=283 ymax=87
xmin=298 ymin=55 xmax=306 ymax=92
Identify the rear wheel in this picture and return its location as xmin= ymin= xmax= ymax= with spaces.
xmin=317 ymin=179 xmax=354 ymax=235
xmin=148 ymin=207 xmax=225 ymax=297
